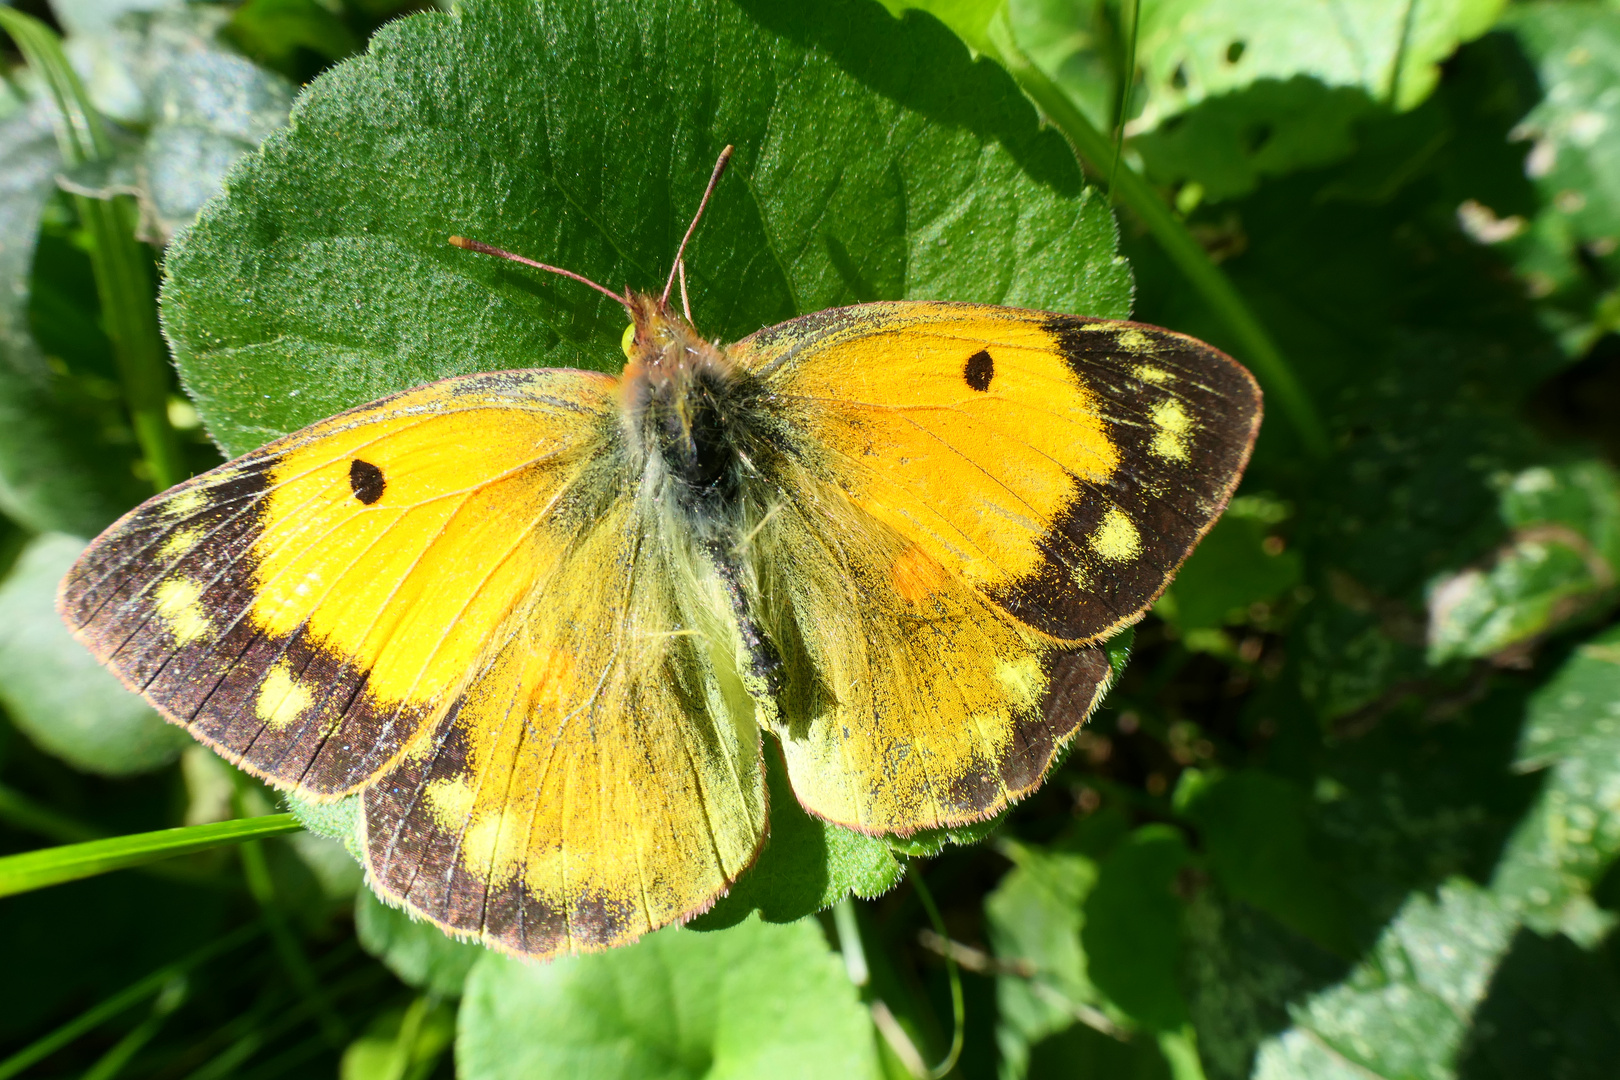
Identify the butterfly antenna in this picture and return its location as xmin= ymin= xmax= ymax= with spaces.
xmin=662 ymin=145 xmax=734 ymax=306
xmin=677 ymin=258 xmax=693 ymax=321
xmin=448 ymin=235 xmax=632 ymax=310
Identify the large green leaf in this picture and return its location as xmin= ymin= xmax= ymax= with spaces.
xmin=457 ymin=916 xmax=878 ymax=1080
xmin=162 ymin=0 xmax=1130 ymax=917
xmin=1252 ymin=878 xmax=1518 ymax=1080
xmin=163 ymin=0 xmax=1130 ymax=457
xmin=0 ymin=533 xmax=187 ymax=775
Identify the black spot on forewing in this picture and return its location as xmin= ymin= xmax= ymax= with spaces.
xmin=58 ymin=452 xmax=427 ymax=795
xmin=985 ymin=317 xmax=1261 ymax=642
xmin=349 ymin=459 xmax=385 ymax=504
xmin=964 ymin=349 xmax=994 ymax=391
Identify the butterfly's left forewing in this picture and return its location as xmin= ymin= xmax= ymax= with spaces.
xmin=60 ymin=371 xmax=617 ymax=794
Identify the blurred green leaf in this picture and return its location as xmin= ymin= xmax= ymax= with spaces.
xmin=226 ymin=0 xmax=363 ymax=75
xmin=986 ymin=833 xmax=1115 ymax=1077
xmin=1134 ymin=0 xmax=1506 ymax=116
xmin=1008 ymin=0 xmax=1506 ymax=199
xmin=353 ymin=889 xmax=486 ymax=998
xmin=1426 ymin=462 xmax=1620 ymax=663
xmin=0 ymin=533 xmax=187 ymax=775
xmin=1082 ymin=824 xmax=1193 ymax=1033
xmin=340 ymin=996 xmax=454 ymax=1080
xmin=162 ymin=0 xmax=1130 ymax=457
xmin=63 ymin=5 xmax=297 ymax=242
xmin=1252 ymin=878 xmax=1517 ymax=1080
xmin=458 ymin=916 xmax=879 ymax=1080
xmin=0 ymin=99 xmax=145 ymax=533
xmin=1175 ymin=769 xmax=1358 ymax=956
xmin=1156 ymin=500 xmax=1301 ymax=632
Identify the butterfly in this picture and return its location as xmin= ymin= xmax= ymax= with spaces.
xmin=58 ymin=147 xmax=1260 ymax=959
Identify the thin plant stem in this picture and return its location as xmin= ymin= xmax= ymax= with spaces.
xmin=0 ymin=9 xmax=186 ymax=491
xmin=1107 ymin=0 xmax=1140 ymax=197
xmin=0 ymin=922 xmax=264 ymax=1080
xmin=908 ymin=866 xmax=964 ymax=1080
xmin=1157 ymin=1024 xmax=1209 ymax=1080
xmin=990 ymin=18 xmax=1332 ymax=460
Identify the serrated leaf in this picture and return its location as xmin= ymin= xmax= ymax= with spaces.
xmin=457 ymin=916 xmax=879 ymax=1080
xmin=0 ymin=533 xmax=187 ymax=775
xmin=162 ymin=0 xmax=1131 ymax=457
xmin=160 ymin=0 xmax=1130 ymax=919
xmin=1491 ymin=625 xmax=1620 ymax=943
xmin=1252 ymin=878 xmax=1517 ymax=1080
xmin=354 ymin=888 xmax=487 ymax=998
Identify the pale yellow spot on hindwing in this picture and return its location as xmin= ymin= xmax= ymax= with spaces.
xmin=163 ymin=488 xmax=209 ymax=519
xmin=425 ymin=776 xmax=479 ymax=828
xmin=1149 ymin=398 xmax=1194 ymax=463
xmin=995 ymin=654 xmax=1046 ymax=712
xmin=153 ymin=578 xmax=211 ymax=645
xmin=1134 ymin=364 xmax=1172 ymax=384
xmin=256 ymin=663 xmax=314 ymax=730
xmin=1091 ymin=508 xmax=1142 ymax=562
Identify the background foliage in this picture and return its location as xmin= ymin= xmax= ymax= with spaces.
xmin=1 ymin=0 xmax=1618 ymax=1077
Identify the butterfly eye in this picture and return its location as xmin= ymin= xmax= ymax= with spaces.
xmin=349 ymin=459 xmax=386 ymax=504
xmin=621 ymin=323 xmax=637 ymax=359
xmin=963 ymin=349 xmax=994 ymax=392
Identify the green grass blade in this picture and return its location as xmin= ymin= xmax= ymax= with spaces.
xmin=991 ymin=21 xmax=1333 ymax=461
xmin=0 ymin=8 xmax=187 ymax=491
xmin=0 ymin=922 xmax=264 ymax=1080
xmin=0 ymin=814 xmax=303 ymax=898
